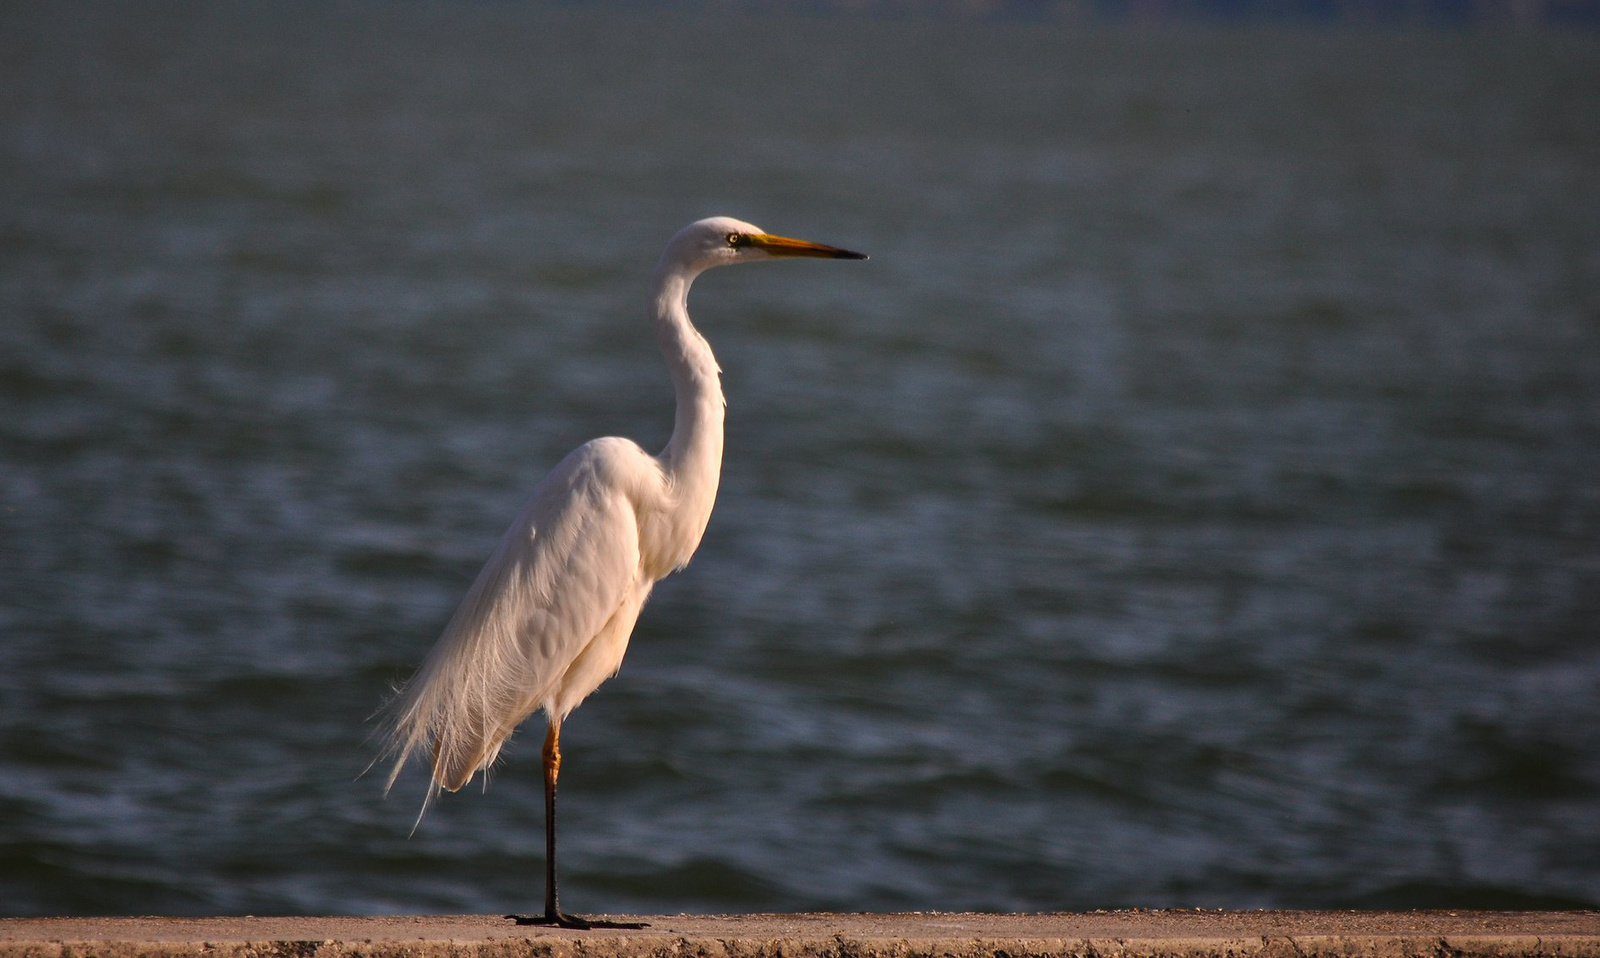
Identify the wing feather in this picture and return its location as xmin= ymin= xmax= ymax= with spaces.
xmin=378 ymin=438 xmax=660 ymax=799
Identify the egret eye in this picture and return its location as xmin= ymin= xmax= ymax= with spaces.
xmin=726 ymin=233 xmax=746 ymax=248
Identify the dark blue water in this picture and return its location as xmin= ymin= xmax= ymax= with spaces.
xmin=2 ymin=1 xmax=1599 ymax=917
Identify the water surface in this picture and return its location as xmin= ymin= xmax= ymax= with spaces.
xmin=2 ymin=1 xmax=1598 ymax=916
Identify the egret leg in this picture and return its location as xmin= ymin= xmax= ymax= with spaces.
xmin=507 ymin=720 xmax=646 ymax=930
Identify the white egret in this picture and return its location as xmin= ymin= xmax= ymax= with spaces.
xmin=378 ymin=216 xmax=866 ymax=928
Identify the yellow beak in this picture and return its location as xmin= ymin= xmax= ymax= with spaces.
xmin=749 ymin=233 xmax=868 ymax=260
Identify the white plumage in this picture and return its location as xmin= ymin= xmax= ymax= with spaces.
xmin=376 ymin=216 xmax=865 ymax=927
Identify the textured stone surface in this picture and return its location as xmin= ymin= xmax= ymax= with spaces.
xmin=3 ymin=911 xmax=1599 ymax=958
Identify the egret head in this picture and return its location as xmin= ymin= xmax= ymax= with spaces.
xmin=663 ymin=216 xmax=868 ymax=274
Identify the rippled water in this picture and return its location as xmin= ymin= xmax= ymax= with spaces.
xmin=3 ymin=1 xmax=1599 ymax=918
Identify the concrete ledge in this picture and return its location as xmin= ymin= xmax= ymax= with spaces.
xmin=3 ymin=911 xmax=1598 ymax=958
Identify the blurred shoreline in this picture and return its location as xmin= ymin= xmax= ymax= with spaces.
xmin=632 ymin=0 xmax=1600 ymax=30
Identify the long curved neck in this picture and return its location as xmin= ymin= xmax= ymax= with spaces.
xmin=650 ymin=265 xmax=725 ymax=495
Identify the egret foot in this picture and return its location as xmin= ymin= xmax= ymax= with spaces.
xmin=506 ymin=913 xmax=648 ymax=930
